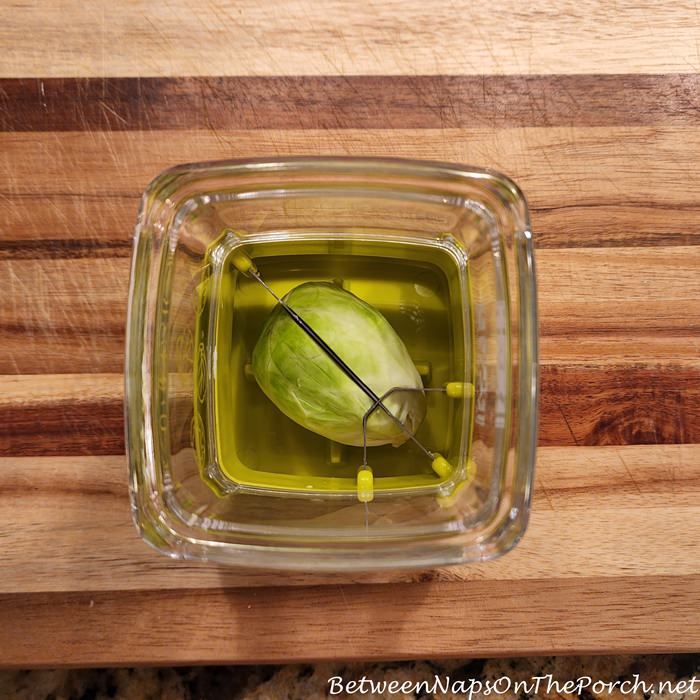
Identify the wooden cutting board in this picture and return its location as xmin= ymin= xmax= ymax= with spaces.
xmin=1 ymin=0 xmax=699 ymax=667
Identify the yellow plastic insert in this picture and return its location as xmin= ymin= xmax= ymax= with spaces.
xmin=195 ymin=236 xmax=474 ymax=498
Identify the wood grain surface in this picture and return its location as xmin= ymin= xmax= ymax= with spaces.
xmin=1 ymin=1 xmax=699 ymax=77
xmin=1 ymin=2 xmax=699 ymax=667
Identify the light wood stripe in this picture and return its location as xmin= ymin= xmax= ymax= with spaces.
xmin=0 ymin=447 xmax=698 ymax=594
xmin=2 ymin=128 xmax=700 ymax=210
xmin=1 ymin=1 xmax=698 ymax=78
xmin=2 ymin=248 xmax=697 ymax=372
xmin=0 ymin=259 xmax=127 ymax=376
xmin=5 ymin=202 xmax=700 ymax=260
xmin=1 ymin=575 xmax=699 ymax=666
xmin=3 ymin=199 xmax=699 ymax=262
xmin=0 ymin=373 xmax=121 ymax=404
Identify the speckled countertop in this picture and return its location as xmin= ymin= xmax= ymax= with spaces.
xmin=2 ymin=656 xmax=698 ymax=700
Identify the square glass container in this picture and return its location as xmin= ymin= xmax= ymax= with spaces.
xmin=125 ymin=157 xmax=538 ymax=571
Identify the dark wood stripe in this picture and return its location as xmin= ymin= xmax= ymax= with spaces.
xmin=1 ymin=75 xmax=699 ymax=131
xmin=2 ymin=364 xmax=698 ymax=456
xmin=0 ymin=398 xmax=125 ymax=456
xmin=0 ymin=239 xmax=132 ymax=260
xmin=540 ymin=364 xmax=700 ymax=447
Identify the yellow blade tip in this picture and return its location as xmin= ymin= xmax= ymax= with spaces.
xmin=231 ymin=251 xmax=256 ymax=275
xmin=357 ymin=467 xmax=374 ymax=503
xmin=445 ymin=382 xmax=474 ymax=399
xmin=431 ymin=453 xmax=453 ymax=479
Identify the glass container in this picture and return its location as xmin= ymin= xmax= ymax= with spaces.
xmin=125 ymin=157 xmax=538 ymax=570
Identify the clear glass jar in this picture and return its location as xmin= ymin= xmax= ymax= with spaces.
xmin=125 ymin=157 xmax=538 ymax=570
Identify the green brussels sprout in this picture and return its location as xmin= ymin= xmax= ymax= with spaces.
xmin=252 ymin=282 xmax=425 ymax=447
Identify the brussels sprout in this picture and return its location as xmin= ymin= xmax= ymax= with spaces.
xmin=252 ymin=282 xmax=425 ymax=447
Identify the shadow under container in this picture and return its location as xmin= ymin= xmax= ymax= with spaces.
xmin=126 ymin=157 xmax=538 ymax=571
